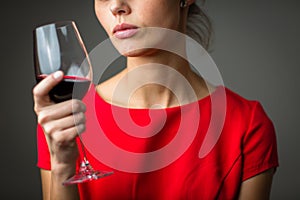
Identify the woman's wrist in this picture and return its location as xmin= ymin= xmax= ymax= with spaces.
xmin=50 ymin=163 xmax=79 ymax=200
xmin=51 ymin=159 xmax=77 ymax=179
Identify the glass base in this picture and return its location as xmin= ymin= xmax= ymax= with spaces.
xmin=63 ymin=161 xmax=113 ymax=185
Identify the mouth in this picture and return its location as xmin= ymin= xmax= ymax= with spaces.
xmin=113 ymin=23 xmax=139 ymax=39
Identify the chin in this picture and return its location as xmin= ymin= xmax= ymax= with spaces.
xmin=111 ymin=27 xmax=170 ymax=57
xmin=121 ymin=48 xmax=158 ymax=57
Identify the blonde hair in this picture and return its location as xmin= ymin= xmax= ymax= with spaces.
xmin=187 ymin=1 xmax=212 ymax=50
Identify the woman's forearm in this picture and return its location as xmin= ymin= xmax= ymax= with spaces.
xmin=49 ymin=164 xmax=79 ymax=200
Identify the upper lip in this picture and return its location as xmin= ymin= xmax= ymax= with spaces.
xmin=113 ymin=23 xmax=138 ymax=34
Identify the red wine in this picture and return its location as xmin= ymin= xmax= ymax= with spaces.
xmin=37 ymin=75 xmax=91 ymax=103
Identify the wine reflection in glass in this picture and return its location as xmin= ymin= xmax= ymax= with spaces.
xmin=33 ymin=21 xmax=113 ymax=185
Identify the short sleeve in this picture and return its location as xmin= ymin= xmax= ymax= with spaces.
xmin=36 ymin=124 xmax=51 ymax=170
xmin=242 ymin=102 xmax=279 ymax=181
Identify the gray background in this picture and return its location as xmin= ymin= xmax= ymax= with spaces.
xmin=1 ymin=0 xmax=299 ymax=199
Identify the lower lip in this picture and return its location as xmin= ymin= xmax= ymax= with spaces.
xmin=114 ymin=28 xmax=139 ymax=39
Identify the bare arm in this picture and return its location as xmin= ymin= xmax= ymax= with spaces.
xmin=34 ymin=71 xmax=85 ymax=200
xmin=40 ymin=169 xmax=79 ymax=200
xmin=238 ymin=168 xmax=275 ymax=200
xmin=41 ymin=169 xmax=51 ymax=200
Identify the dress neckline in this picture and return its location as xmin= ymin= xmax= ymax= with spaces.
xmin=90 ymin=84 xmax=225 ymax=111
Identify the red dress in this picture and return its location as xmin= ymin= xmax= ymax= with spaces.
xmin=37 ymin=86 xmax=278 ymax=199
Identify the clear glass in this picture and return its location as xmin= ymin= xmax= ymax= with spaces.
xmin=33 ymin=21 xmax=113 ymax=185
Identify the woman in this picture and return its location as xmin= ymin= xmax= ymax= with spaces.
xmin=33 ymin=0 xmax=278 ymax=199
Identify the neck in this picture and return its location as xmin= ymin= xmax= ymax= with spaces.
xmin=114 ymin=50 xmax=206 ymax=108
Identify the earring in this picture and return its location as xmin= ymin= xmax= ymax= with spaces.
xmin=180 ymin=0 xmax=188 ymax=8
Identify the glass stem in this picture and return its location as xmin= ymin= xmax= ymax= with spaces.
xmin=77 ymin=134 xmax=89 ymax=164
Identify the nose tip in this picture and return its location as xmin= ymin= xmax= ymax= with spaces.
xmin=110 ymin=1 xmax=130 ymax=16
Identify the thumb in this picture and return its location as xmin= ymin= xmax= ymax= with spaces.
xmin=33 ymin=71 xmax=64 ymax=105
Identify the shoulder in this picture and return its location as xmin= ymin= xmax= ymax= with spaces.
xmin=224 ymin=87 xmax=258 ymax=110
xmin=223 ymin=87 xmax=269 ymax=121
xmin=223 ymin=86 xmax=277 ymax=151
xmin=220 ymin=87 xmax=275 ymax=140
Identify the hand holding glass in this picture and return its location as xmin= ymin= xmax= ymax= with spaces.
xmin=33 ymin=21 xmax=113 ymax=185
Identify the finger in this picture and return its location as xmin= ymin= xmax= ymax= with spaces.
xmin=42 ymin=112 xmax=86 ymax=134
xmin=38 ymin=100 xmax=86 ymax=124
xmin=50 ymin=123 xmax=86 ymax=145
xmin=33 ymin=71 xmax=64 ymax=106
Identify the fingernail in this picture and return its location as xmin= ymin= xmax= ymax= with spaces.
xmin=53 ymin=71 xmax=63 ymax=79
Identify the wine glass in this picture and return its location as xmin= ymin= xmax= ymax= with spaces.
xmin=33 ymin=21 xmax=113 ymax=185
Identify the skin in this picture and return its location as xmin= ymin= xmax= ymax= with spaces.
xmin=34 ymin=71 xmax=82 ymax=200
xmin=95 ymin=0 xmax=211 ymax=108
xmin=33 ymin=0 xmax=275 ymax=199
